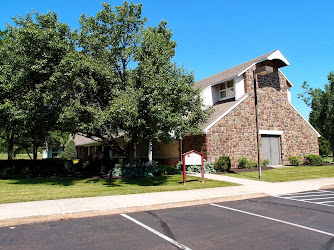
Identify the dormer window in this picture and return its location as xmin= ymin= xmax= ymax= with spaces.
xmin=219 ymin=80 xmax=234 ymax=100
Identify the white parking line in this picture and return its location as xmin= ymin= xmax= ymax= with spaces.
xmin=210 ymin=204 xmax=334 ymax=237
xmin=301 ymin=196 xmax=334 ymax=201
xmin=120 ymin=213 xmax=192 ymax=250
xmin=283 ymin=191 xmax=324 ymax=196
xmin=317 ymin=200 xmax=334 ymax=204
xmin=281 ymin=193 xmax=334 ymax=199
xmin=319 ymin=190 xmax=334 ymax=194
xmin=276 ymin=190 xmax=334 ymax=207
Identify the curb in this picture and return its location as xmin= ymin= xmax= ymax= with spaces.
xmin=318 ymin=184 xmax=334 ymax=190
xmin=0 ymin=192 xmax=267 ymax=228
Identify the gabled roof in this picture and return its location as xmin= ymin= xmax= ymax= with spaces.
xmin=201 ymin=94 xmax=249 ymax=132
xmin=72 ymin=134 xmax=102 ymax=146
xmin=195 ymin=50 xmax=290 ymax=90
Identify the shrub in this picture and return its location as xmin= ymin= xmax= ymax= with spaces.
xmin=176 ymin=161 xmax=215 ymax=174
xmin=59 ymin=140 xmax=77 ymax=160
xmin=247 ymin=160 xmax=258 ymax=168
xmin=0 ymin=159 xmax=73 ymax=178
xmin=214 ymin=156 xmax=231 ymax=172
xmin=203 ymin=161 xmax=216 ymax=173
xmin=262 ymin=159 xmax=270 ymax=167
xmin=304 ymin=154 xmax=323 ymax=166
xmin=155 ymin=165 xmax=180 ymax=176
xmin=238 ymin=157 xmax=249 ymax=169
xmin=81 ymin=158 xmax=117 ymax=175
xmin=108 ymin=161 xmax=160 ymax=179
xmin=288 ymin=156 xmax=301 ymax=166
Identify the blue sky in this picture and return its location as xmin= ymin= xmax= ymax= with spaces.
xmin=1 ymin=0 xmax=333 ymax=119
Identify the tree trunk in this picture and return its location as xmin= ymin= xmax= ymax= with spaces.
xmin=33 ymin=143 xmax=38 ymax=160
xmin=127 ymin=140 xmax=136 ymax=164
xmin=6 ymin=131 xmax=14 ymax=160
xmin=332 ymin=149 xmax=334 ymax=162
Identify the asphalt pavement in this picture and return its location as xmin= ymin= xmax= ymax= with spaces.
xmin=1 ymin=191 xmax=334 ymax=249
xmin=0 ymin=173 xmax=334 ymax=227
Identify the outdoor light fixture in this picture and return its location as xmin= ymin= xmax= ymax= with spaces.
xmin=254 ymin=65 xmax=273 ymax=179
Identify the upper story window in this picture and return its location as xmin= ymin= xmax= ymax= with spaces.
xmin=219 ymin=80 xmax=234 ymax=100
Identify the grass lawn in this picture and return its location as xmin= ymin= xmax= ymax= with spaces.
xmin=0 ymin=175 xmax=237 ymax=204
xmin=0 ymin=153 xmax=43 ymax=160
xmin=226 ymin=165 xmax=334 ymax=182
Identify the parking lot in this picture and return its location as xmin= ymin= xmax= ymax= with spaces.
xmin=1 ymin=189 xmax=334 ymax=249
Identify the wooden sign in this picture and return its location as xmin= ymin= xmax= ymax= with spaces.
xmin=182 ymin=150 xmax=204 ymax=184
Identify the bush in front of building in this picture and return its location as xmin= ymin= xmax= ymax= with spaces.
xmin=155 ymin=165 xmax=180 ymax=176
xmin=288 ymin=156 xmax=302 ymax=166
xmin=176 ymin=160 xmax=216 ymax=174
xmin=237 ymin=157 xmax=258 ymax=169
xmin=0 ymin=159 xmax=72 ymax=178
xmin=59 ymin=140 xmax=77 ymax=160
xmin=238 ymin=157 xmax=249 ymax=169
xmin=262 ymin=159 xmax=270 ymax=167
xmin=304 ymin=154 xmax=323 ymax=166
xmin=214 ymin=156 xmax=231 ymax=172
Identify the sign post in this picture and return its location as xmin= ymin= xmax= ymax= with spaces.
xmin=182 ymin=150 xmax=204 ymax=184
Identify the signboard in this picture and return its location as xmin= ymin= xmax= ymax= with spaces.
xmin=182 ymin=150 xmax=204 ymax=184
xmin=184 ymin=152 xmax=202 ymax=166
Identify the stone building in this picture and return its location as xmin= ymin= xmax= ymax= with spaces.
xmin=182 ymin=49 xmax=320 ymax=167
xmin=44 ymin=50 xmax=320 ymax=168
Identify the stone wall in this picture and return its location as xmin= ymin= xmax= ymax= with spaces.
xmin=204 ymin=96 xmax=258 ymax=167
xmin=255 ymin=63 xmax=319 ymax=165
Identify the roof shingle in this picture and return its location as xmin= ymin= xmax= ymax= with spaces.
xmin=194 ymin=50 xmax=277 ymax=90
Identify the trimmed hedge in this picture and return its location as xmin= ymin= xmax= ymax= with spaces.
xmin=0 ymin=159 xmax=73 ymax=178
xmin=304 ymin=154 xmax=323 ymax=166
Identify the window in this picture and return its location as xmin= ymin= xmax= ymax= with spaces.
xmin=219 ymin=80 xmax=234 ymax=100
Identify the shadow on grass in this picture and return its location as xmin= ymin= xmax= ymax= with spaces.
xmin=5 ymin=175 xmax=176 ymax=187
xmin=6 ymin=178 xmax=78 ymax=186
xmin=117 ymin=176 xmax=169 ymax=186
xmin=177 ymin=179 xmax=199 ymax=184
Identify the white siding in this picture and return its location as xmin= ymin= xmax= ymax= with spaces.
xmin=234 ymin=75 xmax=245 ymax=100
xmin=200 ymin=87 xmax=214 ymax=106
xmin=287 ymin=85 xmax=291 ymax=102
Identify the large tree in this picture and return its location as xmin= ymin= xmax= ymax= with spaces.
xmin=60 ymin=2 xmax=210 ymax=163
xmin=0 ymin=12 xmax=75 ymax=159
xmin=299 ymin=73 xmax=334 ymax=160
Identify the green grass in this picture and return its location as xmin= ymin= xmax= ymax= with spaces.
xmin=0 ymin=153 xmax=43 ymax=160
xmin=0 ymin=175 xmax=237 ymax=204
xmin=227 ymin=165 xmax=334 ymax=182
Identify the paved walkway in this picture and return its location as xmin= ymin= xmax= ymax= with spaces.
xmin=1 ymin=174 xmax=334 ymax=226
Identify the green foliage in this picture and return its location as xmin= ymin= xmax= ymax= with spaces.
xmin=247 ymin=161 xmax=258 ymax=168
xmin=0 ymin=11 xmax=75 ymax=159
xmin=62 ymin=2 xmax=210 ymax=162
xmin=119 ymin=161 xmax=159 ymax=178
xmin=304 ymin=154 xmax=323 ymax=166
xmin=59 ymin=140 xmax=77 ymax=160
xmin=0 ymin=159 xmax=72 ymax=178
xmin=214 ymin=156 xmax=231 ymax=172
xmin=319 ymin=137 xmax=331 ymax=156
xmin=237 ymin=157 xmax=258 ymax=169
xmin=155 ymin=165 xmax=180 ymax=176
xmin=262 ymin=159 xmax=270 ymax=167
xmin=80 ymin=158 xmax=117 ymax=175
xmin=288 ymin=156 xmax=302 ymax=166
xmin=299 ymin=74 xmax=334 ymax=158
xmin=176 ymin=161 xmax=216 ymax=174
xmin=238 ymin=157 xmax=249 ymax=169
